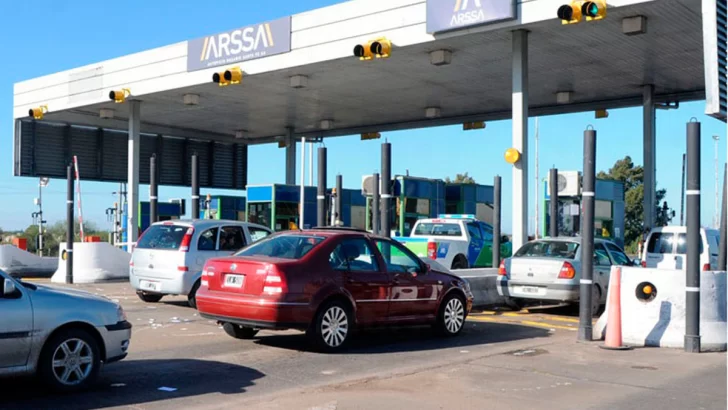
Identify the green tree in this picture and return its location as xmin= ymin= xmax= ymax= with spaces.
xmin=597 ymin=156 xmax=674 ymax=251
xmin=20 ymin=220 xmax=106 ymax=256
xmin=445 ymin=172 xmax=476 ymax=184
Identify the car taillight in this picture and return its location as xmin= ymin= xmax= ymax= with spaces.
xmin=641 ymin=261 xmax=647 ymax=268
xmin=703 ymin=263 xmax=711 ymax=271
xmin=179 ymin=227 xmax=194 ymax=252
xmin=201 ymin=265 xmax=214 ymax=287
xmin=263 ymin=267 xmax=287 ymax=295
xmin=558 ymin=261 xmax=576 ymax=279
xmin=498 ymin=259 xmax=507 ymax=276
xmin=427 ymin=242 xmax=437 ymax=260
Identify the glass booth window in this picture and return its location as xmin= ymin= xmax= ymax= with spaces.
xmin=248 ymin=203 xmax=272 ymax=229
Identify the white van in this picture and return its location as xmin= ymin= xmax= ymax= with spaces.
xmin=129 ymin=219 xmax=272 ymax=308
xmin=641 ymin=226 xmax=719 ymax=271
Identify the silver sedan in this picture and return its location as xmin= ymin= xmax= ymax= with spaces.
xmin=0 ymin=269 xmax=132 ymax=392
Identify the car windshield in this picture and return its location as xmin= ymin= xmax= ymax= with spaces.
xmin=514 ymin=241 xmax=579 ymax=259
xmin=136 ymin=224 xmax=189 ymax=250
xmin=235 ymin=234 xmax=325 ymax=259
xmin=412 ymin=223 xmax=462 ymax=237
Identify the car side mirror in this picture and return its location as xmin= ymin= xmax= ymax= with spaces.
xmin=3 ymin=279 xmax=17 ymax=297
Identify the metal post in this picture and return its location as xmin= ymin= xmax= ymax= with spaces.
xmin=534 ymin=117 xmax=540 ymax=239
xmin=643 ymin=85 xmax=656 ymax=230
xmin=335 ymin=174 xmax=343 ymax=225
xmin=149 ymin=154 xmax=158 ymax=226
xmin=493 ymin=175 xmax=502 ymax=268
xmin=714 ymin=136 xmax=720 ymax=228
xmin=308 ymin=142 xmax=313 ymax=186
xmin=127 ymin=100 xmax=141 ymax=251
xmin=66 ymin=164 xmax=74 ymax=284
xmin=685 ymin=120 xmax=701 ymax=353
xmin=578 ymin=128 xmax=597 ymax=341
xmin=549 ymin=168 xmax=559 ymax=238
xmin=681 ymin=153 xmax=687 ymax=226
xmin=372 ymin=173 xmax=380 ymax=235
xmin=191 ymin=153 xmax=199 ymax=220
xmin=38 ymin=180 xmax=44 ymax=257
xmin=381 ymin=142 xmax=392 ymax=238
xmin=317 ymin=146 xmax=327 ymax=227
xmin=300 ymin=137 xmax=306 ymax=228
xmin=511 ymin=29 xmax=529 ymax=251
xmin=719 ymin=164 xmax=727 ymax=271
xmin=285 ymin=128 xmax=296 ymax=185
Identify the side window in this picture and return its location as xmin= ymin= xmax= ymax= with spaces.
xmin=328 ymin=238 xmax=380 ymax=272
xmin=197 ymin=228 xmax=219 ymax=251
xmin=220 ymin=226 xmax=246 ymax=252
xmin=481 ymin=223 xmax=494 ymax=241
xmin=248 ymin=227 xmax=271 ymax=243
xmin=594 ymin=243 xmax=612 ymax=266
xmin=375 ymin=240 xmax=421 ymax=273
xmin=605 ymin=243 xmax=631 ymax=266
xmin=467 ymin=222 xmax=483 ymax=241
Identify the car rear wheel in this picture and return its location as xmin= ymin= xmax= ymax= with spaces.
xmin=137 ymin=292 xmax=163 ymax=303
xmin=435 ymin=293 xmax=466 ymax=337
xmin=222 ymin=323 xmax=260 ymax=339
xmin=308 ymin=300 xmax=351 ymax=352
xmin=38 ymin=328 xmax=101 ymax=393
xmin=188 ymin=280 xmax=201 ymax=309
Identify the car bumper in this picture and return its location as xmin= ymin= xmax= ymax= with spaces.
xmin=196 ymin=290 xmax=312 ymax=330
xmin=496 ymin=278 xmax=579 ymax=303
xmin=101 ymin=321 xmax=132 ymax=363
xmin=129 ymin=269 xmax=199 ymax=296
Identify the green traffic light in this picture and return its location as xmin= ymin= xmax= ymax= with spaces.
xmin=582 ymin=1 xmax=599 ymax=17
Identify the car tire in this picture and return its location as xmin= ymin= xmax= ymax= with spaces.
xmin=591 ymin=285 xmax=602 ymax=317
xmin=137 ymin=292 xmax=163 ymax=303
xmin=434 ymin=293 xmax=467 ymax=337
xmin=308 ymin=300 xmax=352 ymax=352
xmin=451 ymin=256 xmax=468 ymax=270
xmin=188 ymin=280 xmax=201 ymax=309
xmin=504 ymin=297 xmax=524 ymax=311
xmin=38 ymin=328 xmax=101 ymax=393
xmin=222 ymin=323 xmax=259 ymax=339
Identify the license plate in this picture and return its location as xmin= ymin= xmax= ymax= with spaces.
xmin=225 ymin=274 xmax=245 ymax=288
xmin=519 ymin=286 xmax=540 ymax=294
xmin=140 ymin=280 xmax=160 ymax=292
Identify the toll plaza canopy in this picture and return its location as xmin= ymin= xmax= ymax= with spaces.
xmin=10 ymin=0 xmax=725 ymax=249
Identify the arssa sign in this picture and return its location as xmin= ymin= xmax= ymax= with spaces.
xmin=426 ymin=0 xmax=516 ymax=34
xmin=187 ymin=16 xmax=291 ymax=72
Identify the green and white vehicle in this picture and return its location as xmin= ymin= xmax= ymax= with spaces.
xmin=393 ymin=215 xmax=512 ymax=270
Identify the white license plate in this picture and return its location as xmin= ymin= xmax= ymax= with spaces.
xmin=225 ymin=274 xmax=245 ymax=288
xmin=140 ymin=280 xmax=160 ymax=292
xmin=519 ymin=286 xmax=541 ymax=294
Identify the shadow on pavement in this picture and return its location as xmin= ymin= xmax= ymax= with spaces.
xmin=0 ymin=359 xmax=265 ymax=410
xmin=254 ymin=320 xmax=552 ymax=354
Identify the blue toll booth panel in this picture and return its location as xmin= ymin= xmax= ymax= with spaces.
xmin=328 ymin=188 xmax=367 ymax=228
xmin=139 ymin=201 xmax=184 ymax=232
xmin=247 ymin=184 xmax=317 ymax=231
xmin=198 ymin=195 xmax=247 ymax=220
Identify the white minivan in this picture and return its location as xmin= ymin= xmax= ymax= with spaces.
xmin=130 ymin=219 xmax=272 ymax=307
xmin=641 ymin=226 xmax=720 ymax=271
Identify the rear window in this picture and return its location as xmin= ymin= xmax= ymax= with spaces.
xmin=675 ymin=233 xmax=704 ymax=255
xmin=136 ymin=225 xmax=188 ymax=250
xmin=235 ymin=234 xmax=325 ymax=259
xmin=514 ymin=241 xmax=579 ymax=259
xmin=647 ymin=233 xmax=675 ymax=254
xmin=412 ymin=223 xmax=462 ymax=237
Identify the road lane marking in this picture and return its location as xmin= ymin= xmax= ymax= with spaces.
xmin=468 ymin=316 xmax=578 ymax=331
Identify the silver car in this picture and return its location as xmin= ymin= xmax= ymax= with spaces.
xmin=0 ymin=270 xmax=131 ymax=392
xmin=496 ymin=237 xmax=634 ymax=315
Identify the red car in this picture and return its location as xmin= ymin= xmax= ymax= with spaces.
xmin=196 ymin=227 xmax=473 ymax=351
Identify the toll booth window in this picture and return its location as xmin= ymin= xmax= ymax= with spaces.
xmin=248 ymin=203 xmax=272 ymax=229
xmin=197 ymin=228 xmax=219 ymax=251
xmin=675 ymin=233 xmax=704 ymax=255
xmin=275 ymin=202 xmax=299 ymax=218
xmin=413 ymin=223 xmax=462 ymax=237
xmin=219 ymin=226 xmax=245 ymax=252
xmin=647 ymin=233 xmax=675 ymax=254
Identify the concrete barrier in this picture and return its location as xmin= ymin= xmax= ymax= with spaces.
xmin=455 ymin=268 xmax=506 ymax=308
xmin=593 ymin=267 xmax=726 ymax=352
xmin=0 ymin=245 xmax=57 ymax=277
xmin=51 ymin=242 xmax=131 ymax=284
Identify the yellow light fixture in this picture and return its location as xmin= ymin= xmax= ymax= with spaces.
xmin=643 ymin=285 xmax=653 ymax=294
xmin=28 ymin=105 xmax=49 ymax=120
xmin=224 ymin=67 xmax=243 ymax=85
xmin=109 ymin=88 xmax=131 ymax=103
xmin=504 ymin=148 xmax=521 ymax=164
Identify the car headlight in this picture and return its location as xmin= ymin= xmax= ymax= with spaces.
xmin=462 ymin=280 xmax=471 ymax=293
xmin=116 ymin=305 xmax=127 ymax=322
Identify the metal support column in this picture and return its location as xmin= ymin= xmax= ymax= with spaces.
xmin=317 ymin=146 xmax=327 ymax=227
xmin=685 ymin=120 xmax=702 ymax=353
xmin=719 ymin=164 xmax=727 ymax=271
xmin=300 ymin=137 xmax=306 ymax=228
xmin=578 ymin=127 xmax=597 ymax=341
xmin=381 ymin=142 xmax=392 ymax=238
xmin=493 ymin=175 xmax=502 ymax=268
xmin=372 ymin=173 xmax=380 ymax=235
xmin=285 ymin=128 xmax=296 ymax=185
xmin=511 ymin=29 xmax=529 ymax=251
xmin=549 ymin=168 xmax=559 ymax=238
xmin=127 ymin=100 xmax=141 ymax=251
xmin=191 ymin=153 xmax=199 ymax=220
xmin=643 ymin=85 xmax=657 ymax=230
xmin=335 ymin=174 xmax=343 ymax=225
xmin=149 ymin=154 xmax=158 ymax=226
xmin=66 ymin=164 xmax=74 ymax=284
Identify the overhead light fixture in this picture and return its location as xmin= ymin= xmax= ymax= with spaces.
xmin=425 ymin=107 xmax=441 ymax=119
xmin=28 ymin=105 xmax=48 ymax=120
xmin=556 ymin=91 xmax=573 ymax=104
xmin=320 ymin=119 xmax=334 ymax=130
xmin=430 ymin=50 xmax=452 ymax=66
xmin=183 ymin=94 xmax=199 ymax=106
xmin=109 ymin=88 xmax=131 ymax=103
xmin=290 ymin=75 xmax=309 ymax=89
xmin=235 ymin=130 xmax=246 ymax=139
xmin=595 ymin=109 xmax=609 ymax=119
xmin=99 ymin=108 xmax=115 ymax=119
xmin=622 ymin=15 xmax=647 ymax=35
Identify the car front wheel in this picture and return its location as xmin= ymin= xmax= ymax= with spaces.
xmin=308 ymin=301 xmax=351 ymax=352
xmin=435 ymin=293 xmax=466 ymax=336
xmin=39 ymin=328 xmax=101 ymax=393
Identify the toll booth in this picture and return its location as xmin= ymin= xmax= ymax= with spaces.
xmin=138 ymin=201 xmax=184 ymax=232
xmin=328 ymin=188 xmax=367 ymax=229
xmin=445 ymin=183 xmax=495 ymax=225
xmin=543 ymin=175 xmax=626 ymax=248
xmin=199 ymin=195 xmax=246 ymax=220
xmin=246 ymin=184 xmax=317 ymax=231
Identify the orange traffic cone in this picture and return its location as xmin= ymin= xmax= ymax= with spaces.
xmin=600 ymin=266 xmax=632 ymax=350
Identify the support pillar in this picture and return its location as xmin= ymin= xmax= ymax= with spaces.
xmin=191 ymin=153 xmax=199 ymax=220
xmin=493 ymin=175 xmax=502 ymax=268
xmin=685 ymin=120 xmax=702 ymax=353
xmin=578 ymin=128 xmax=597 ymax=342
xmin=335 ymin=174 xmax=343 ymax=225
xmin=66 ymin=164 xmax=74 ymax=284
xmin=285 ymin=128 xmax=296 ymax=185
xmin=149 ymin=154 xmax=158 ymax=226
xmin=549 ymin=168 xmax=559 ymax=238
xmin=643 ymin=85 xmax=657 ymax=230
xmin=127 ymin=100 xmax=140 ymax=250
xmin=511 ymin=29 xmax=529 ymax=251
xmin=317 ymin=146 xmax=327 ymax=227
xmin=372 ymin=173 xmax=380 ymax=235
xmin=719 ymin=164 xmax=727 ymax=271
xmin=381 ymin=142 xmax=392 ymax=238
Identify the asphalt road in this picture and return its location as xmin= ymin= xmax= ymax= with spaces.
xmin=1 ymin=281 xmax=724 ymax=410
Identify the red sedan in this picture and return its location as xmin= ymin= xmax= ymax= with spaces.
xmin=196 ymin=227 xmax=474 ymax=351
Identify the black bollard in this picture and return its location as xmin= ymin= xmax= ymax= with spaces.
xmin=191 ymin=153 xmax=199 ymax=220
xmin=66 ymin=164 xmax=74 ymax=284
xmin=317 ymin=147 xmax=327 ymax=227
xmin=549 ymin=168 xmax=559 ymax=238
xmin=372 ymin=173 xmax=380 ymax=235
xmin=150 ymin=154 xmax=158 ymax=225
xmin=493 ymin=175 xmax=502 ymax=268
xmin=381 ymin=143 xmax=392 ymax=238
xmin=578 ymin=128 xmax=596 ymax=341
xmin=335 ymin=174 xmax=343 ymax=226
xmin=685 ymin=120 xmax=701 ymax=353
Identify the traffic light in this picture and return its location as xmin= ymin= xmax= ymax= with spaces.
xmin=28 ymin=105 xmax=48 ymax=120
xmin=504 ymin=148 xmax=521 ymax=164
xmin=109 ymin=88 xmax=130 ymax=103
xmin=212 ymin=71 xmax=229 ymax=87
xmin=557 ymin=1 xmax=582 ymax=24
xmin=463 ymin=121 xmax=485 ymax=130
xmin=361 ymin=132 xmax=381 ymax=140
xmin=354 ymin=37 xmax=391 ymax=61
xmin=557 ymin=0 xmax=606 ymax=24
xmin=224 ymin=67 xmax=242 ymax=85
xmin=354 ymin=41 xmax=375 ymax=61
xmin=582 ymin=0 xmax=606 ymax=21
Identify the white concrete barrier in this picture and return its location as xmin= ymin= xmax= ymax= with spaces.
xmin=593 ymin=267 xmax=726 ymax=352
xmin=455 ymin=268 xmax=505 ymax=307
xmin=51 ymin=242 xmax=131 ymax=284
xmin=0 ymin=245 xmax=57 ymax=277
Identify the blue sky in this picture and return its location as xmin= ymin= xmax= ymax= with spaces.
xmin=1 ymin=0 xmax=725 ymax=234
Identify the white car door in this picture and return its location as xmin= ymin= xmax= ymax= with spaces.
xmin=0 ymin=273 xmax=33 ymax=368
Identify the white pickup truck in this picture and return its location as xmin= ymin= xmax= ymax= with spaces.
xmin=393 ymin=214 xmax=512 ymax=270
